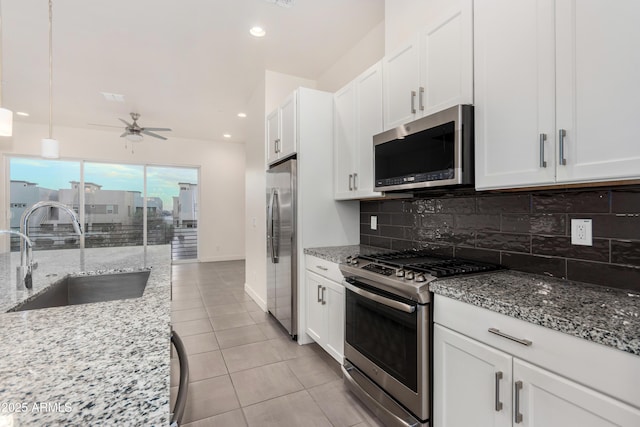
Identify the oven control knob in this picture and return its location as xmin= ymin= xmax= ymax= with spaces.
xmin=395 ymin=269 xmax=405 ymax=278
xmin=351 ymin=258 xmax=359 ymax=266
xmin=346 ymin=256 xmax=353 ymax=264
xmin=415 ymin=273 xmax=426 ymax=283
xmin=405 ymin=271 xmax=415 ymax=280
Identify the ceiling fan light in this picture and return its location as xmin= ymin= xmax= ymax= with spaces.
xmin=41 ymin=138 xmax=59 ymax=158
xmin=125 ymin=133 xmax=143 ymax=142
xmin=0 ymin=108 xmax=13 ymax=136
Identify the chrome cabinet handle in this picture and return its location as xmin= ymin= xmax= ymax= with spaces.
xmin=321 ymin=286 xmax=327 ymax=305
xmin=170 ymin=330 xmax=189 ymax=426
xmin=539 ymin=133 xmax=547 ymax=168
xmin=411 ymin=90 xmax=417 ymax=114
xmin=488 ymin=328 xmax=532 ymax=346
xmin=419 ymin=87 xmax=425 ymax=111
xmin=317 ymin=284 xmax=322 ymax=303
xmin=495 ymin=371 xmax=503 ymax=411
xmin=514 ymin=381 xmax=523 ymax=423
xmin=316 ymin=265 xmax=328 ymax=271
xmin=558 ymin=129 xmax=567 ymax=165
xmin=348 ymin=174 xmax=353 ymax=191
xmin=353 ymin=173 xmax=358 ymax=190
xmin=275 ymin=138 xmax=281 ymax=153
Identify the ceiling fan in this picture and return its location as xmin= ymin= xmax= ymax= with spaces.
xmin=118 ymin=112 xmax=172 ymax=142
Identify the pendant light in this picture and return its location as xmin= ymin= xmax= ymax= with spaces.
xmin=41 ymin=0 xmax=59 ymax=158
xmin=0 ymin=0 xmax=14 ymax=137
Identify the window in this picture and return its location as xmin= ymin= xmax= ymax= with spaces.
xmin=7 ymin=157 xmax=199 ymax=261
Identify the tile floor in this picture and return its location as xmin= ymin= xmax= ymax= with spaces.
xmin=170 ymin=260 xmax=383 ymax=427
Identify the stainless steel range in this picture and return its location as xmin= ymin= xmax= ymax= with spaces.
xmin=339 ymin=250 xmax=499 ymax=427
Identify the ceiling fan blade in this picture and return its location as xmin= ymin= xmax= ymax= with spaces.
xmin=120 ymin=132 xmax=129 ymax=138
xmin=141 ymin=127 xmax=172 ymax=132
xmin=119 ymin=118 xmax=133 ymax=127
xmin=88 ymin=123 xmax=124 ymax=128
xmin=141 ymin=130 xmax=168 ymax=140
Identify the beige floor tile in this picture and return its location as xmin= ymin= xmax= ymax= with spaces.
xmin=171 ymin=307 xmax=209 ymax=323
xmin=286 ymin=355 xmax=340 ymax=388
xmin=172 ymin=318 xmax=213 ymax=337
xmin=188 ymin=350 xmax=228 ymax=382
xmin=171 ymin=298 xmax=205 ymax=312
xmin=180 ymin=376 xmax=241 ymax=424
xmin=172 ymin=289 xmax=203 ymax=301
xmin=308 ymin=379 xmax=384 ymax=427
xmin=201 ymin=293 xmax=240 ymax=307
xmin=210 ymin=312 xmax=256 ymax=331
xmin=247 ymin=310 xmax=269 ymax=324
xmin=268 ymin=337 xmax=317 ymax=360
xmin=242 ymin=390 xmax=332 ymax=427
xmin=221 ymin=341 xmax=282 ymax=373
xmin=205 ymin=302 xmax=246 ymax=317
xmin=215 ymin=325 xmax=268 ymax=349
xmin=181 ymin=332 xmax=220 ymax=355
xmin=182 ymin=409 xmax=247 ymax=427
xmin=230 ymin=361 xmax=304 ymax=406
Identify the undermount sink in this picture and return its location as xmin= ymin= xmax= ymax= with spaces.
xmin=9 ymin=270 xmax=151 ymax=312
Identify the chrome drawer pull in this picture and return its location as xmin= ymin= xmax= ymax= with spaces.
xmin=488 ymin=328 xmax=532 ymax=346
xmin=558 ymin=129 xmax=567 ymax=165
xmin=539 ymin=133 xmax=547 ymax=168
xmin=316 ymin=265 xmax=328 ymax=271
xmin=514 ymin=380 xmax=524 ymax=423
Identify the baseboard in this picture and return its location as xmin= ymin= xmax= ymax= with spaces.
xmin=243 ymin=282 xmax=267 ymax=311
xmin=198 ymin=254 xmax=246 ymax=263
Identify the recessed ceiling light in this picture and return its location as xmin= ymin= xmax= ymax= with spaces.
xmin=237 ymin=112 xmax=247 ymax=118
xmin=250 ymin=26 xmax=266 ymax=37
xmin=223 ymin=134 xmax=231 ymax=138
xmin=16 ymin=111 xmax=30 ymax=117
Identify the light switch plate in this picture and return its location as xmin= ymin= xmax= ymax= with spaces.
xmin=370 ymin=215 xmax=378 ymax=230
xmin=571 ymin=219 xmax=592 ymax=246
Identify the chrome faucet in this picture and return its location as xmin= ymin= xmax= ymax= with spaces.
xmin=18 ymin=201 xmax=83 ymax=289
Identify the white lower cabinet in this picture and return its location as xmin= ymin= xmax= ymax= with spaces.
xmin=304 ymin=257 xmax=344 ymax=364
xmin=434 ymin=296 xmax=640 ymax=427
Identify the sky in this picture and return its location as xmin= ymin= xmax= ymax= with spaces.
xmin=10 ymin=158 xmax=198 ymax=210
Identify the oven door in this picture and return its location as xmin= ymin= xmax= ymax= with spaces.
xmin=344 ymin=278 xmax=430 ymax=421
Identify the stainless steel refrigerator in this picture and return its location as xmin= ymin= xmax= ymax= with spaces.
xmin=266 ymin=158 xmax=297 ymax=339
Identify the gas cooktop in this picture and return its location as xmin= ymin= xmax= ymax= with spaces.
xmin=339 ymin=249 xmax=500 ymax=303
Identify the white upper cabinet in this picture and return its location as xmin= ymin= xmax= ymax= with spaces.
xmin=383 ymin=0 xmax=473 ymax=130
xmin=334 ymin=61 xmax=384 ymax=200
xmin=266 ymin=92 xmax=297 ymax=167
xmin=475 ymin=0 xmax=640 ymax=190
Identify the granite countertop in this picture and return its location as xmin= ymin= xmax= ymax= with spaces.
xmin=430 ymin=270 xmax=640 ymax=356
xmin=304 ymin=244 xmax=388 ymax=264
xmin=0 ymin=245 xmax=171 ymax=426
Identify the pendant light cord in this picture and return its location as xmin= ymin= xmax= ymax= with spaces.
xmin=48 ymin=0 xmax=53 ymax=139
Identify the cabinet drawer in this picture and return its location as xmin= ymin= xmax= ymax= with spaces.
xmin=434 ymin=294 xmax=640 ymax=409
xmin=305 ymin=254 xmax=343 ymax=284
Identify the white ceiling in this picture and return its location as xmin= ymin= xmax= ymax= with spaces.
xmin=1 ymin=0 xmax=384 ymax=143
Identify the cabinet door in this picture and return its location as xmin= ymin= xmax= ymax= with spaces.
xmin=355 ymin=62 xmax=383 ymax=199
xmin=383 ymin=35 xmax=421 ymax=130
xmin=266 ymin=109 xmax=280 ymax=166
xmin=334 ymin=82 xmax=357 ymax=199
xmin=514 ymin=359 xmax=640 ymax=427
xmin=474 ymin=0 xmax=556 ymax=190
xmin=434 ymin=324 xmax=512 ymax=427
xmin=419 ymin=0 xmax=473 ymax=116
xmin=324 ymin=281 xmax=344 ymax=364
xmin=555 ymin=0 xmax=640 ymax=183
xmin=305 ymin=270 xmax=325 ymax=344
xmin=279 ymin=92 xmax=297 ymax=159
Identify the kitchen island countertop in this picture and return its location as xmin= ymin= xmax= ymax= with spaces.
xmin=0 ymin=246 xmax=171 ymax=426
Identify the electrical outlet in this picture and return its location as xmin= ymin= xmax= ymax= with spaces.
xmin=370 ymin=215 xmax=378 ymax=230
xmin=571 ymin=219 xmax=592 ymax=246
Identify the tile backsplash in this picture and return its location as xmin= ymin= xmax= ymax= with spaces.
xmin=360 ymin=185 xmax=640 ymax=291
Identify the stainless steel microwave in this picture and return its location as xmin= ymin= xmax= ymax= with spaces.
xmin=373 ymin=104 xmax=474 ymax=192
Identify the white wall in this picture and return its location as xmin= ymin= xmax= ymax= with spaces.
xmin=316 ymin=21 xmax=385 ymax=93
xmin=385 ymin=0 xmax=459 ymax=54
xmin=0 ymin=122 xmax=245 ymax=261
xmin=244 ymin=70 xmax=317 ymax=310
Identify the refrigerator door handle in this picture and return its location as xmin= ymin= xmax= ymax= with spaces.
xmin=267 ymin=189 xmax=277 ymax=263
xmin=273 ymin=190 xmax=280 ymax=263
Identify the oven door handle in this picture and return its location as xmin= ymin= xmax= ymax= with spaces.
xmin=344 ymin=282 xmax=416 ymax=313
